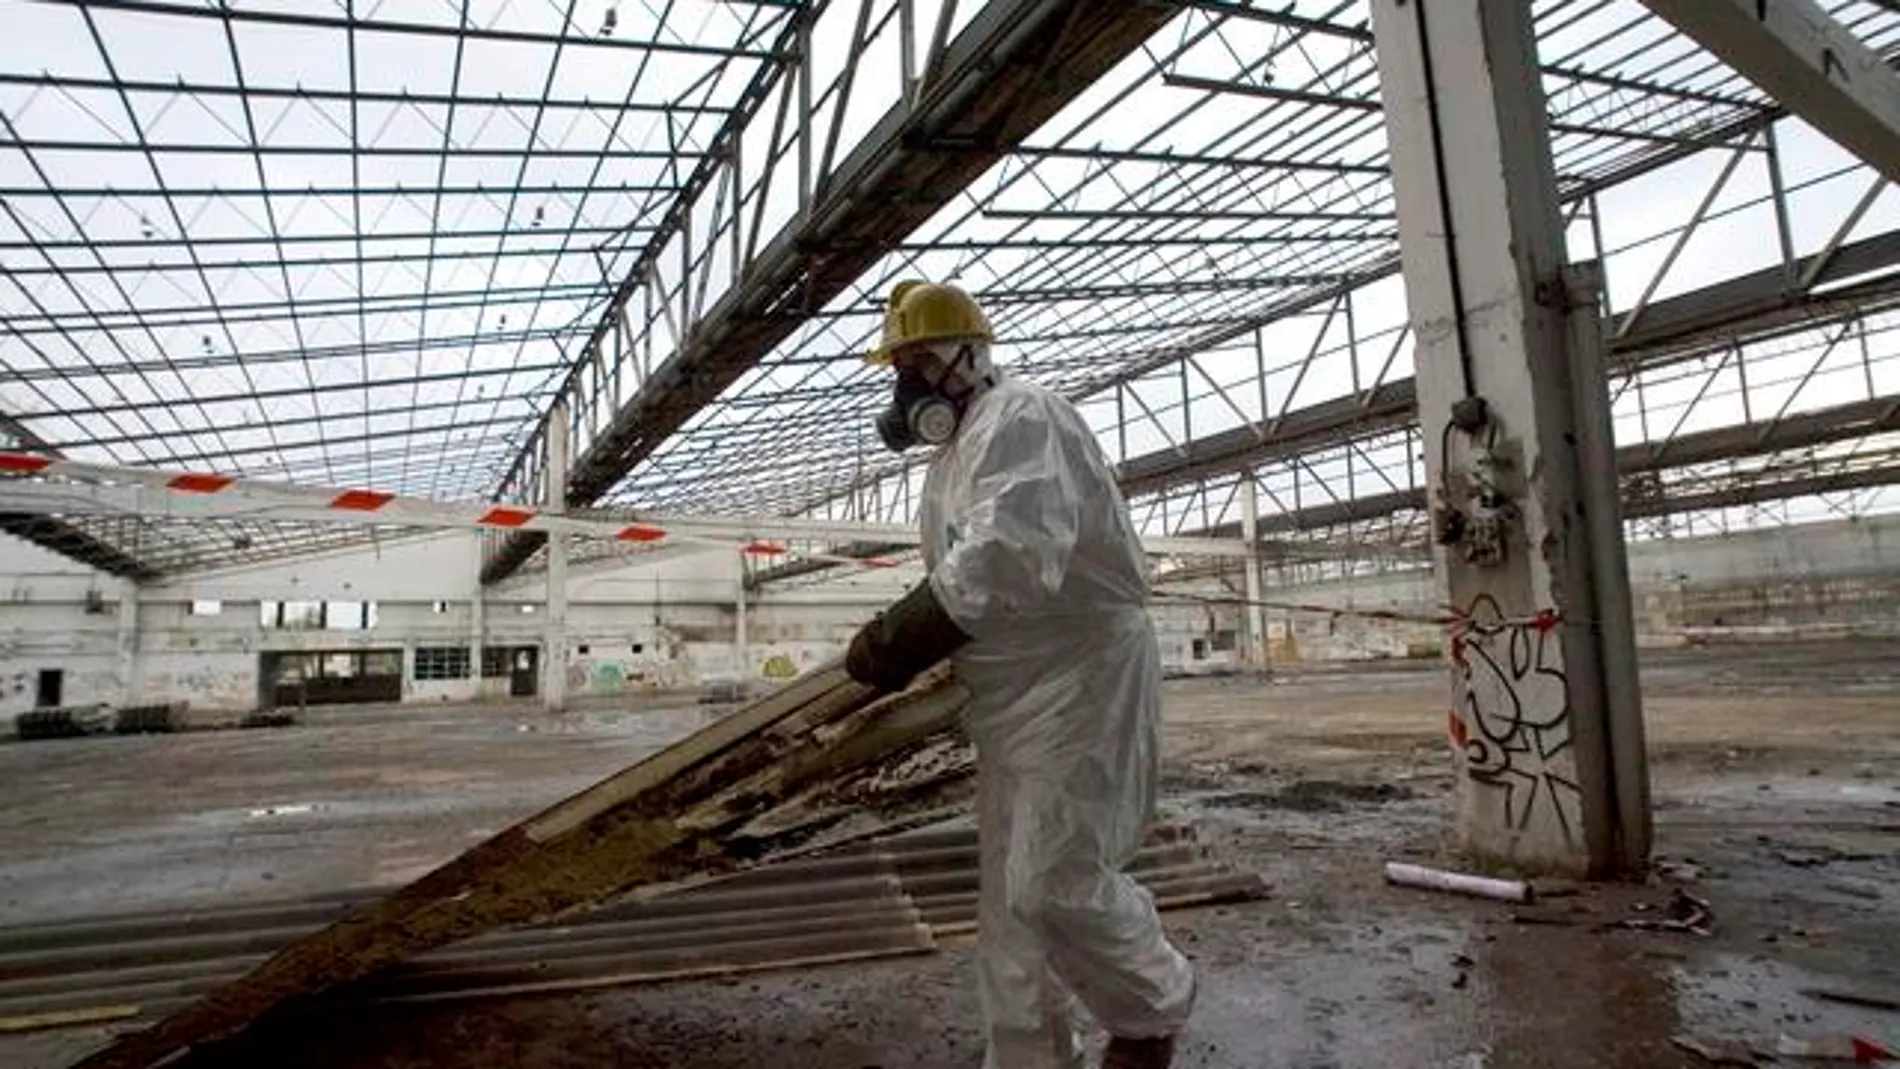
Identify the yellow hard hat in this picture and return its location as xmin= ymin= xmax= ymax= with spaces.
xmin=866 ymin=280 xmax=994 ymax=365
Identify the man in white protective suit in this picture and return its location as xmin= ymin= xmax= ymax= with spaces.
xmin=844 ymin=280 xmax=1196 ymax=1069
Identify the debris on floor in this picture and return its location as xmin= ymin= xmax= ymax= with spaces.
xmin=1204 ymin=780 xmax=1414 ymax=814
xmin=1 ymin=644 xmax=1894 ymax=1069
xmin=1774 ymin=1032 xmax=1896 ymax=1063
xmin=0 ymin=1006 xmax=142 ymax=1036
xmin=1656 ymin=857 xmax=1706 ymax=882
xmin=0 ymin=822 xmax=1261 ymax=1031
xmin=1823 ymin=878 xmax=1886 ymax=903
xmin=67 ymin=663 xmax=975 ymax=1069
xmin=1671 ymin=1034 xmax=1766 ymax=1067
xmin=1613 ymin=887 xmax=1713 ymax=935
xmin=1383 ymin=861 xmax=1530 ymax=904
xmin=1803 ymin=987 xmax=1900 ymax=1013
xmin=57 ymin=662 xmax=1266 ymax=1069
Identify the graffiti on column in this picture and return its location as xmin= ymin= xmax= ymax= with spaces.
xmin=1446 ymin=594 xmax=1581 ymax=847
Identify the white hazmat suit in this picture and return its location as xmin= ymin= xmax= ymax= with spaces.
xmin=918 ymin=371 xmax=1197 ymax=1069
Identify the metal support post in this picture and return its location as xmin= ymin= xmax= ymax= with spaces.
xmin=545 ymin=402 xmax=570 ymax=713
xmin=796 ymin=14 xmax=812 ymax=216
xmin=1239 ymin=471 xmax=1268 ymax=673
xmin=1373 ymin=0 xmax=1650 ymax=878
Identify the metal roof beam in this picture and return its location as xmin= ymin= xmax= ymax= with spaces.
xmin=34 ymin=0 xmax=783 ymax=59
xmin=1196 ymin=391 xmax=1900 ymax=537
xmin=1113 ymin=227 xmax=1900 ymax=501
xmin=17 ymin=365 xmax=561 ymax=420
xmin=0 ymin=225 xmax=654 ymax=252
xmin=0 ymin=412 xmax=157 ymax=580
xmin=0 ymin=183 xmax=681 ymax=200
xmin=1639 ymin=0 xmax=1900 ymax=185
xmin=6 ymin=282 xmax=606 ymax=338
xmin=0 ymin=72 xmax=736 ymax=115
xmin=0 ymin=139 xmax=697 ymax=160
xmin=1623 ymin=459 xmax=1900 ymax=518
xmin=5 ymin=282 xmax=606 ymax=338
xmin=482 ymin=0 xmax=1180 ymax=585
xmin=1 ymin=338 xmax=568 ymax=383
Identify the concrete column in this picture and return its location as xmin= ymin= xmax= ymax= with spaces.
xmin=116 ymin=579 xmax=140 ymax=705
xmin=1373 ymin=0 xmax=1650 ymax=877
xmin=544 ymin=403 xmax=570 ymax=713
xmin=1239 ymin=471 xmax=1268 ymax=674
xmin=469 ymin=592 xmax=485 ymax=697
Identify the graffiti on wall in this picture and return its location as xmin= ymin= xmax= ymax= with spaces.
xmin=564 ymin=657 xmax=651 ymax=694
xmin=1446 ymin=594 xmax=1581 ymax=848
xmin=762 ymin=654 xmax=798 ymax=680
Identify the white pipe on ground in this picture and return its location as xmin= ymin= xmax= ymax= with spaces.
xmin=1383 ymin=861 xmax=1531 ymax=904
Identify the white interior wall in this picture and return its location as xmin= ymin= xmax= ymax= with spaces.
xmin=0 ymin=529 xmax=914 ymax=714
xmin=0 ymin=539 xmax=128 ymax=717
xmin=1249 ymin=515 xmax=1900 ymax=662
xmin=4 ymin=514 xmax=1894 ymax=716
xmin=147 ymin=531 xmax=484 ymax=603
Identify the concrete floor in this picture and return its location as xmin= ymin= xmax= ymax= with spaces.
xmin=3 ymin=641 xmax=1897 ymax=1068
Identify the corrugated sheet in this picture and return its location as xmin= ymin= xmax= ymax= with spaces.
xmin=0 ymin=821 xmax=1263 ymax=1031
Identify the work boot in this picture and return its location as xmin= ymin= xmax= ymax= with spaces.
xmin=1102 ymin=1034 xmax=1175 ymax=1069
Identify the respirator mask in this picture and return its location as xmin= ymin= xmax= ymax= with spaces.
xmin=874 ymin=345 xmax=986 ymax=452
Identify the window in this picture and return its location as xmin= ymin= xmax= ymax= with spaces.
xmin=328 ymin=601 xmax=366 ymax=631
xmin=631 ymin=643 xmax=644 ymax=655
xmin=189 ymin=600 xmax=223 ymax=616
xmin=259 ymin=600 xmax=377 ymax=630
xmin=431 ymin=601 xmax=449 ymax=614
xmin=518 ymin=604 xmax=539 ymax=615
xmin=1211 ymin=630 xmax=1238 ymax=652
xmin=576 ymin=644 xmax=590 ymax=656
xmin=414 ymin=647 xmax=471 ymax=681
xmin=482 ymin=646 xmax=512 ymax=678
xmin=1191 ymin=639 xmax=1207 ymax=661
xmin=272 ymin=654 xmax=314 ymax=683
xmin=280 ymin=601 xmax=324 ymax=630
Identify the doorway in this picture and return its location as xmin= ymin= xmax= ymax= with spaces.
xmin=509 ymin=647 xmax=539 ymax=697
xmin=36 ymin=669 xmax=63 ymax=708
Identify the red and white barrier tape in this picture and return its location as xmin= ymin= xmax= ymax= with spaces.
xmin=0 ymin=451 xmax=910 ymax=571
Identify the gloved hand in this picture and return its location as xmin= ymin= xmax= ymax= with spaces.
xmin=846 ymin=579 xmax=972 ymax=693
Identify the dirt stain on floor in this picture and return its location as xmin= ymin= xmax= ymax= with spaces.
xmin=1204 ymin=779 xmax=1418 ymax=813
